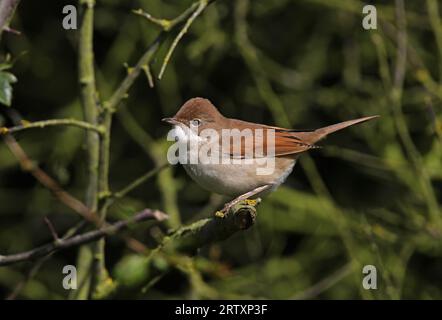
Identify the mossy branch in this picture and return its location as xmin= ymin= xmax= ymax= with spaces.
xmin=160 ymin=201 xmax=260 ymax=255
xmin=77 ymin=0 xmax=101 ymax=299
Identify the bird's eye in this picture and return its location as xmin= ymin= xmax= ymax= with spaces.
xmin=191 ymin=119 xmax=201 ymax=127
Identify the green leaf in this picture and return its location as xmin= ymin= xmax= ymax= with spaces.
xmin=0 ymin=71 xmax=17 ymax=107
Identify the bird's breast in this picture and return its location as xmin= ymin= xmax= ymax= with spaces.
xmin=182 ymin=156 xmax=296 ymax=197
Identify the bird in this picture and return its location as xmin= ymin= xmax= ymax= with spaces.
xmin=162 ymin=97 xmax=378 ymax=215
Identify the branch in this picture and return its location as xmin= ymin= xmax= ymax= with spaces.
xmin=113 ymin=163 xmax=168 ymax=200
xmin=104 ymin=34 xmax=163 ymax=112
xmin=290 ymin=263 xmax=352 ymax=300
xmin=2 ymin=134 xmax=161 ymax=255
xmin=77 ymin=0 xmax=102 ymax=298
xmin=79 ymin=0 xmax=100 ymax=212
xmin=43 ymin=217 xmax=60 ymax=242
xmin=0 ymin=119 xmax=105 ymax=135
xmin=2 ymin=135 xmax=99 ymax=223
xmin=0 ymin=0 xmax=20 ymax=39
xmin=158 ymin=0 xmax=209 ymax=80
xmin=6 ymin=220 xmax=86 ymax=300
xmin=0 ymin=209 xmax=168 ymax=267
xmin=160 ymin=201 xmax=260 ymax=255
xmin=105 ymin=0 xmax=214 ymax=112
xmin=132 ymin=1 xmax=202 ymax=31
xmin=117 ymin=107 xmax=181 ymax=229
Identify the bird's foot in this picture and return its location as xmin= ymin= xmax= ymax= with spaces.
xmin=215 ymin=198 xmax=261 ymax=219
xmin=215 ymin=202 xmax=234 ymax=218
xmin=243 ymin=199 xmax=259 ymax=207
xmin=215 ymin=210 xmax=227 ymax=218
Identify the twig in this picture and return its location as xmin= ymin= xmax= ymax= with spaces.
xmin=141 ymin=64 xmax=155 ymax=88
xmin=2 ymin=124 xmax=163 ymax=289
xmin=0 ymin=119 xmax=105 ymax=135
xmin=104 ymin=34 xmax=163 ymax=112
xmin=158 ymin=0 xmax=209 ymax=80
xmin=96 ymin=164 xmax=169 ymax=245
xmin=6 ymin=221 xmax=87 ymax=299
xmin=132 ymin=8 xmax=177 ymax=31
xmin=2 ymin=135 xmax=100 ymax=224
xmin=132 ymin=2 xmax=200 ymax=32
xmin=3 ymin=26 xmax=20 ymax=35
xmin=291 ymin=263 xmax=352 ymax=300
xmin=113 ymin=163 xmax=168 ymax=200
xmin=43 ymin=217 xmax=60 ymax=242
xmin=106 ymin=0 xmax=214 ymax=112
xmin=0 ymin=0 xmax=20 ymax=39
xmin=117 ymin=107 xmax=181 ymax=228
xmin=0 ymin=209 xmax=168 ymax=267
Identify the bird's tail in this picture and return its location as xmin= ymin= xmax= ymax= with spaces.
xmin=295 ymin=115 xmax=379 ymax=145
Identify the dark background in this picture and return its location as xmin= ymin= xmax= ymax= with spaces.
xmin=0 ymin=0 xmax=441 ymax=299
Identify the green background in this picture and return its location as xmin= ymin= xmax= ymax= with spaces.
xmin=0 ymin=0 xmax=441 ymax=299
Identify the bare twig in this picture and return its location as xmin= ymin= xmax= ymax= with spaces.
xmin=133 ymin=8 xmax=177 ymax=30
xmin=104 ymin=34 xmax=163 ymax=113
xmin=106 ymin=0 xmax=214 ymax=112
xmin=0 ymin=0 xmax=20 ymax=39
xmin=43 ymin=217 xmax=60 ymax=242
xmin=158 ymin=0 xmax=209 ymax=80
xmin=113 ymin=163 xmax=168 ymax=200
xmin=117 ymin=107 xmax=181 ymax=228
xmin=6 ymin=221 xmax=86 ymax=300
xmin=2 ymin=135 xmax=99 ymax=224
xmin=0 ymin=209 xmax=168 ymax=267
xmin=291 ymin=263 xmax=352 ymax=300
xmin=0 ymin=119 xmax=105 ymax=135
xmin=141 ymin=64 xmax=155 ymax=88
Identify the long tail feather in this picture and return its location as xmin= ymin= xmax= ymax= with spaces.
xmin=296 ymin=115 xmax=379 ymax=145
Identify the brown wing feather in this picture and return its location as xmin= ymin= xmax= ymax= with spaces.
xmin=223 ymin=116 xmax=378 ymax=158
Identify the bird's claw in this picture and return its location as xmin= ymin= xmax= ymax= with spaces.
xmin=243 ymin=199 xmax=259 ymax=206
xmin=215 ymin=198 xmax=261 ymax=219
xmin=215 ymin=210 xmax=226 ymax=218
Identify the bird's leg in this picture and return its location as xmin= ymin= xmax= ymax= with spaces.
xmin=215 ymin=184 xmax=272 ymax=218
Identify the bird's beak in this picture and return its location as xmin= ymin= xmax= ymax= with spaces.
xmin=162 ymin=117 xmax=180 ymax=125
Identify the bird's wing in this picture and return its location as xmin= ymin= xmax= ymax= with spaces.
xmin=223 ymin=116 xmax=378 ymax=158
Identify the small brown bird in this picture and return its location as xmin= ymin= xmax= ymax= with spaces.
xmin=163 ymin=97 xmax=378 ymax=214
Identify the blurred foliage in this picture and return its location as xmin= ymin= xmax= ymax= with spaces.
xmin=0 ymin=0 xmax=441 ymax=299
